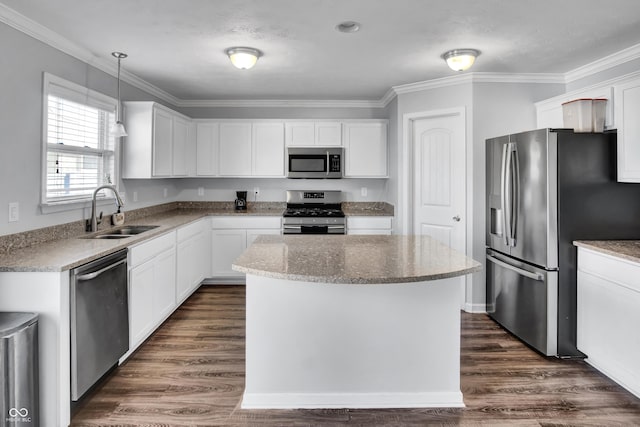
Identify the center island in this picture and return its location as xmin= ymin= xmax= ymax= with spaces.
xmin=232 ymin=234 xmax=482 ymax=409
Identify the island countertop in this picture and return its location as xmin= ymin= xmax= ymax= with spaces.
xmin=232 ymin=234 xmax=481 ymax=284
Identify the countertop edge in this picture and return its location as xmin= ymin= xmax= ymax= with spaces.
xmin=574 ymin=240 xmax=640 ymax=264
xmin=233 ymin=264 xmax=482 ymax=284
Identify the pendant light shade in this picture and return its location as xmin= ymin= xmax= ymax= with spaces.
xmin=226 ymin=47 xmax=262 ymax=70
xmin=110 ymin=51 xmax=128 ymax=138
xmin=441 ymin=49 xmax=480 ymax=72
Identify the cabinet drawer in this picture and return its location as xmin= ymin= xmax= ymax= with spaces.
xmin=129 ymin=231 xmax=176 ymax=267
xmin=177 ymin=218 xmax=207 ymax=242
xmin=210 ymin=216 xmax=281 ymax=229
xmin=347 ymin=216 xmax=392 ymax=230
xmin=578 ymin=248 xmax=640 ymax=293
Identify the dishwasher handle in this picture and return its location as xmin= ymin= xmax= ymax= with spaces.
xmin=486 ymin=254 xmax=544 ymax=281
xmin=76 ymin=258 xmax=127 ymax=281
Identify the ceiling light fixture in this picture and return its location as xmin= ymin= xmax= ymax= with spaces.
xmin=441 ymin=49 xmax=480 ymax=72
xmin=110 ymin=51 xmax=128 ymax=138
xmin=335 ymin=21 xmax=361 ymax=33
xmin=226 ymin=47 xmax=262 ymax=70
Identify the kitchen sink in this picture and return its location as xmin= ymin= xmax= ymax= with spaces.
xmin=82 ymin=225 xmax=159 ymax=239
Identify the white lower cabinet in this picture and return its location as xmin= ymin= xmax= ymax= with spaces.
xmin=126 ymin=230 xmax=177 ymax=356
xmin=347 ymin=216 xmax=393 ymax=235
xmin=176 ymin=220 xmax=210 ymax=304
xmin=576 ymin=247 xmax=640 ymax=398
xmin=210 ymin=217 xmax=281 ymax=280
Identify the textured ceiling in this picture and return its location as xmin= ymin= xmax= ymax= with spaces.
xmin=3 ymin=0 xmax=640 ymax=101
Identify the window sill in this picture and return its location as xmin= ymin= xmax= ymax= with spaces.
xmin=40 ymin=197 xmax=118 ymax=215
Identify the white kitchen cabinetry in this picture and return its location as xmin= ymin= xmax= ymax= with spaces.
xmin=576 ymin=247 xmax=640 ymax=398
xmin=252 ymin=122 xmax=285 ymax=176
xmin=196 ymin=121 xmax=219 ymax=176
xmin=219 ymin=122 xmax=252 ymax=176
xmin=176 ymin=219 xmax=210 ymax=304
xmin=285 ymin=121 xmax=342 ymax=146
xmin=347 ymin=216 xmax=393 ymax=235
xmin=210 ymin=216 xmax=281 ymax=281
xmin=127 ymin=231 xmax=176 ymax=354
xmin=614 ymin=77 xmax=640 ymax=182
xmin=343 ymin=122 xmax=388 ymax=177
xmin=123 ymin=101 xmax=194 ymax=178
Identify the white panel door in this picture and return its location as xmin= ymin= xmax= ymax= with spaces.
xmin=172 ymin=116 xmax=189 ymax=176
xmin=219 ymin=122 xmax=252 ymax=176
xmin=253 ymin=122 xmax=285 ymax=176
xmin=153 ymin=248 xmax=176 ymax=323
xmin=412 ymin=113 xmax=466 ymax=306
xmin=211 ymin=229 xmax=247 ymax=277
xmin=152 ymin=107 xmax=173 ymax=176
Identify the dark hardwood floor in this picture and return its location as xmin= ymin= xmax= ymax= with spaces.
xmin=71 ymin=285 xmax=640 ymax=426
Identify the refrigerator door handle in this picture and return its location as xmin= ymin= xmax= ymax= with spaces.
xmin=486 ymin=254 xmax=544 ymax=281
xmin=500 ymin=143 xmax=510 ymax=246
xmin=509 ymin=144 xmax=519 ymax=247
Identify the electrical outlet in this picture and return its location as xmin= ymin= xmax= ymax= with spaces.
xmin=133 ymin=191 xmax=138 ymax=202
xmin=8 ymin=202 xmax=19 ymax=222
xmin=163 ymin=188 xmax=168 ymax=198
xmin=361 ymin=187 xmax=368 ymax=197
xmin=198 ymin=187 xmax=204 ymax=196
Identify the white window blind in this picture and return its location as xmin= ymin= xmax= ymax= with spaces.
xmin=43 ymin=74 xmax=118 ymax=204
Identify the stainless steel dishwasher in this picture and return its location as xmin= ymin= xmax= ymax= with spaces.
xmin=70 ymin=249 xmax=129 ymax=401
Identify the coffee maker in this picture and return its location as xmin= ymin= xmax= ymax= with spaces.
xmin=235 ymin=191 xmax=247 ymax=211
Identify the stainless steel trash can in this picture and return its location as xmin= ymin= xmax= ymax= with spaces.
xmin=1 ymin=312 xmax=38 ymax=427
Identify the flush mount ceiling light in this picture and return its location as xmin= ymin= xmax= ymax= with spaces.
xmin=441 ymin=49 xmax=481 ymax=72
xmin=226 ymin=47 xmax=262 ymax=70
xmin=110 ymin=51 xmax=128 ymax=138
xmin=335 ymin=21 xmax=361 ymax=33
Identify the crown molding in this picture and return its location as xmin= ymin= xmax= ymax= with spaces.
xmin=565 ymin=43 xmax=640 ymax=83
xmin=174 ymin=98 xmax=385 ymax=109
xmin=2 ymin=3 xmax=639 ymax=109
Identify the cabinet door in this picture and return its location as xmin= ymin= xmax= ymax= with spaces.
xmin=615 ymin=78 xmax=640 ymax=182
xmin=153 ymin=248 xmax=176 ymax=323
xmin=129 ymin=260 xmax=155 ymax=348
xmin=285 ymin=122 xmax=315 ymax=146
xmin=344 ymin=122 xmax=388 ymax=177
xmin=196 ymin=122 xmax=219 ymax=176
xmin=219 ymin=122 xmax=252 ymax=176
xmin=172 ymin=116 xmax=189 ymax=176
xmin=176 ymin=232 xmax=209 ymax=303
xmin=253 ymin=122 xmax=285 ymax=176
xmin=211 ymin=229 xmax=246 ymax=277
xmin=316 ymin=122 xmax=342 ymax=146
xmin=152 ymin=107 xmax=173 ymax=177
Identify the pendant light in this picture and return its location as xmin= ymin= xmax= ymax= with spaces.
xmin=226 ymin=47 xmax=262 ymax=70
xmin=441 ymin=49 xmax=480 ymax=72
xmin=110 ymin=51 xmax=128 ymax=138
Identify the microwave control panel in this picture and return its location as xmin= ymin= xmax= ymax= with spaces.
xmin=329 ymin=154 xmax=341 ymax=172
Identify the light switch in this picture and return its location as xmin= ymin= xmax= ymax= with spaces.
xmin=361 ymin=187 xmax=368 ymax=197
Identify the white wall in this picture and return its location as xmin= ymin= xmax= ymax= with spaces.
xmin=0 ymin=22 xmax=180 ymax=236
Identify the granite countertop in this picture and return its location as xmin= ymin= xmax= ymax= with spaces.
xmin=0 ymin=201 xmax=395 ymax=272
xmin=574 ymin=240 xmax=640 ymax=264
xmin=232 ymin=234 xmax=482 ymax=284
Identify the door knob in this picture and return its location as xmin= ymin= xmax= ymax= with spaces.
xmin=452 ymin=215 xmax=461 ymax=222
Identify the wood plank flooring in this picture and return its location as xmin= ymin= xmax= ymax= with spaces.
xmin=71 ymin=285 xmax=640 ymax=426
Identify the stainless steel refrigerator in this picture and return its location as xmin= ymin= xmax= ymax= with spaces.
xmin=486 ymin=128 xmax=640 ymax=357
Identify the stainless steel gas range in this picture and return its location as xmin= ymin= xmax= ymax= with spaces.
xmin=282 ymin=190 xmax=345 ymax=234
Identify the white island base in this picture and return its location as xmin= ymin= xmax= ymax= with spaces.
xmin=242 ymin=275 xmax=464 ymax=409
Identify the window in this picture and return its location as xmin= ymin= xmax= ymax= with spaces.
xmin=42 ymin=73 xmax=119 ymax=205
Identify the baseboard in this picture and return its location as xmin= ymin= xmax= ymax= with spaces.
xmin=464 ymin=302 xmax=487 ymax=313
xmin=241 ymin=391 xmax=465 ymax=409
xmin=202 ymin=277 xmax=246 ymax=285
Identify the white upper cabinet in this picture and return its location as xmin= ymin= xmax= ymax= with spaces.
xmin=252 ymin=122 xmax=285 ymax=176
xmin=343 ymin=121 xmax=388 ymax=178
xmin=285 ymin=121 xmax=342 ymax=146
xmin=196 ymin=121 xmax=219 ymax=176
xmin=123 ymin=101 xmax=194 ymax=178
xmin=219 ymin=122 xmax=252 ymax=176
xmin=615 ymin=76 xmax=640 ymax=182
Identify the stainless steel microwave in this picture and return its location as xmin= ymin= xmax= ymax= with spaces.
xmin=286 ymin=147 xmax=343 ymax=179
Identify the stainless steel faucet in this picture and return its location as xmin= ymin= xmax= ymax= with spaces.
xmin=86 ymin=185 xmax=125 ymax=232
